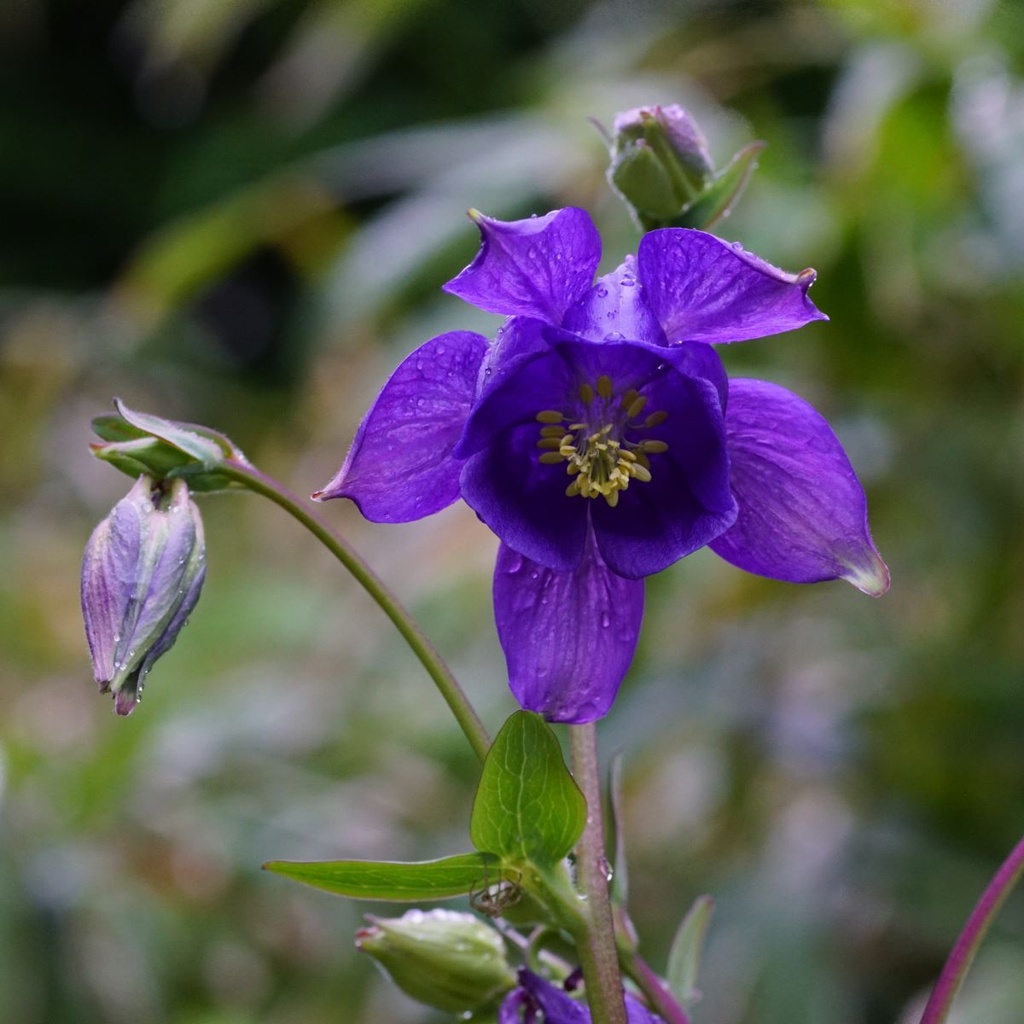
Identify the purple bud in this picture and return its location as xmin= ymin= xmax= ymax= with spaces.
xmin=81 ymin=476 xmax=206 ymax=715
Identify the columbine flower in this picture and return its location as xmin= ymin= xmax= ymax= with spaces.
xmin=315 ymin=207 xmax=887 ymax=723
xmin=81 ymin=475 xmax=206 ymax=715
xmin=499 ymin=970 xmax=663 ymax=1024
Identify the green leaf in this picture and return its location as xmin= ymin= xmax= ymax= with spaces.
xmin=469 ymin=710 xmax=586 ymax=866
xmin=263 ymin=852 xmax=502 ymax=901
xmin=672 ymin=141 xmax=765 ymax=230
xmin=666 ymin=894 xmax=715 ymax=1007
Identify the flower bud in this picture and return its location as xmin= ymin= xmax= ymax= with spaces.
xmin=608 ymin=104 xmax=715 ymax=224
xmin=81 ymin=475 xmax=206 ymax=715
xmin=356 ymin=909 xmax=516 ymax=1013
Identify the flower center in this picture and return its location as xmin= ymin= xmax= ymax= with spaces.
xmin=535 ymin=374 xmax=669 ymax=508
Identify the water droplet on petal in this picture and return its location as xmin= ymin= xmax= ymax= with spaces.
xmin=731 ymin=241 xmax=744 ymax=252
xmin=597 ymin=286 xmax=608 ymax=298
xmin=527 ymin=246 xmax=538 ymax=259
xmin=604 ymin=331 xmax=623 ymax=342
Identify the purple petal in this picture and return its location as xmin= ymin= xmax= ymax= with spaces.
xmin=81 ymin=479 xmax=147 ymax=683
xmin=498 ymin=989 xmax=533 ymax=1024
xmin=626 ymin=996 xmax=666 ymax=1024
xmin=517 ymin=972 xmax=590 ymax=1023
xmin=457 ymin=335 xmax=590 ymax=570
xmin=462 ymin=420 xmax=590 ymax=572
xmin=710 ymin=379 xmax=889 ymax=595
xmin=443 ymin=208 xmax=601 ymax=324
xmin=638 ymin=229 xmax=827 ymax=344
xmin=562 ymin=257 xmax=667 ymax=346
xmin=494 ymin=537 xmax=644 ymax=724
xmin=314 ymin=331 xmax=488 ymax=521
xmin=555 ymin=340 xmax=735 ymax=578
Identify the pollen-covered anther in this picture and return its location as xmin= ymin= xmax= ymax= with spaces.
xmin=536 ymin=410 xmax=566 ymax=424
xmin=534 ymin=380 xmax=669 ymax=506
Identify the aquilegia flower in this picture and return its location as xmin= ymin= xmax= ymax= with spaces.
xmin=81 ymin=475 xmax=206 ymax=715
xmin=315 ymin=207 xmax=887 ymax=723
xmin=499 ymin=970 xmax=663 ymax=1024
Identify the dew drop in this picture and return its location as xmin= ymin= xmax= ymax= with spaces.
xmin=600 ymin=612 xmax=611 ymax=628
xmin=435 ymin=343 xmax=446 ymax=355
xmin=604 ymin=331 xmax=623 ymax=342
xmin=597 ymin=286 xmax=608 ymax=298
xmin=731 ymin=241 xmax=744 ymax=252
xmin=527 ymin=246 xmax=538 ymax=259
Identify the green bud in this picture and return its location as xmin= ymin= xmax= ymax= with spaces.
xmin=356 ymin=909 xmax=516 ymax=1013
xmin=608 ymin=104 xmax=715 ymax=225
xmin=607 ymin=103 xmax=764 ymax=231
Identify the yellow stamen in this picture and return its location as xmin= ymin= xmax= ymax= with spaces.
xmin=626 ymin=394 xmax=648 ymax=419
xmin=640 ymin=439 xmax=669 ymax=454
xmin=534 ymin=375 xmax=669 ymax=507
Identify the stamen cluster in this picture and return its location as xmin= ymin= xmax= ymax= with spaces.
xmin=535 ymin=375 xmax=669 ymax=507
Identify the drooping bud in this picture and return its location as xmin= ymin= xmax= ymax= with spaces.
xmin=81 ymin=475 xmax=206 ymax=715
xmin=355 ymin=908 xmax=516 ymax=1013
xmin=607 ymin=103 xmax=764 ymax=231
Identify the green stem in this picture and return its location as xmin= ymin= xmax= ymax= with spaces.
xmin=222 ymin=459 xmax=491 ymax=763
xmin=569 ymin=722 xmax=627 ymax=1024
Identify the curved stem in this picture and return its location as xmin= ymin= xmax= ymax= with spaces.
xmin=222 ymin=459 xmax=490 ymax=763
xmin=919 ymin=833 xmax=1024 ymax=1024
xmin=569 ymin=722 xmax=627 ymax=1024
xmin=617 ymin=940 xmax=690 ymax=1024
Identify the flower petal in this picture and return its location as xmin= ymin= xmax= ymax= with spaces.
xmin=555 ymin=339 xmax=735 ymax=578
xmin=561 ymin=256 xmax=667 ymax=346
xmin=314 ymin=331 xmax=488 ymax=521
xmin=494 ymin=537 xmax=644 ymax=724
xmin=709 ymin=379 xmax=889 ymax=595
xmin=443 ymin=208 xmax=601 ymax=323
xmin=516 ymin=972 xmax=590 ymax=1023
xmin=638 ymin=229 xmax=827 ymax=344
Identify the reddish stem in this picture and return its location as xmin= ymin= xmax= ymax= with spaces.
xmin=919 ymin=833 xmax=1024 ymax=1024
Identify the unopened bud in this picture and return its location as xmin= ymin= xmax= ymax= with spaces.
xmin=608 ymin=104 xmax=715 ymax=224
xmin=356 ymin=909 xmax=515 ymax=1013
xmin=81 ymin=476 xmax=206 ymax=715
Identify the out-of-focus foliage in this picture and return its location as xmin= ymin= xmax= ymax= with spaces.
xmin=2 ymin=0 xmax=1024 ymax=1022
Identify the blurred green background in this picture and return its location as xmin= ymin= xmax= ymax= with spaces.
xmin=2 ymin=0 xmax=1024 ymax=1021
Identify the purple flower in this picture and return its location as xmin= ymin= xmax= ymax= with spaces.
xmin=499 ymin=970 xmax=663 ymax=1024
xmin=81 ymin=476 xmax=206 ymax=715
xmin=315 ymin=208 xmax=887 ymax=723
